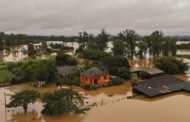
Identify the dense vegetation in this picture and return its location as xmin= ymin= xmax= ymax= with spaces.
xmin=102 ymin=55 xmax=130 ymax=77
xmin=177 ymin=43 xmax=190 ymax=49
xmin=55 ymin=53 xmax=78 ymax=66
xmin=0 ymin=32 xmax=77 ymax=48
xmin=76 ymin=29 xmax=177 ymax=59
xmin=154 ymin=57 xmax=189 ymax=74
xmin=0 ymin=64 xmax=15 ymax=82
xmin=7 ymin=60 xmax=57 ymax=83
xmin=81 ymin=49 xmax=110 ymax=61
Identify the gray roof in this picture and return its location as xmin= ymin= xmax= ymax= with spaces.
xmin=57 ymin=66 xmax=78 ymax=76
xmin=81 ymin=67 xmax=108 ymax=77
xmin=133 ymin=75 xmax=190 ymax=97
xmin=143 ymin=68 xmax=164 ymax=75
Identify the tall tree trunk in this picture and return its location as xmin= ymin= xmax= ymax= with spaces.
xmin=23 ymin=104 xmax=28 ymax=113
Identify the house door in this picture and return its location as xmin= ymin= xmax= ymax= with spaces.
xmin=94 ymin=79 xmax=98 ymax=85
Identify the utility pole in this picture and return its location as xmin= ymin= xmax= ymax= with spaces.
xmin=4 ymin=92 xmax=7 ymax=122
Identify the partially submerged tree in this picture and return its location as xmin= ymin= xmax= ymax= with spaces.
xmin=136 ymin=40 xmax=148 ymax=59
xmin=27 ymin=44 xmax=37 ymax=57
xmin=7 ymin=90 xmax=40 ymax=113
xmin=119 ymin=29 xmax=138 ymax=58
xmin=42 ymin=89 xmax=88 ymax=115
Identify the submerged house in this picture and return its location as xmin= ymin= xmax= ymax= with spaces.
xmin=80 ymin=67 xmax=111 ymax=85
xmin=133 ymin=75 xmax=190 ymax=97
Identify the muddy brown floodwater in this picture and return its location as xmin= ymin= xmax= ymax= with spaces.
xmin=1 ymin=58 xmax=190 ymax=122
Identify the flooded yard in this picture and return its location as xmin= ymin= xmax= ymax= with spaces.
xmin=1 ymin=41 xmax=190 ymax=122
xmin=0 ymin=58 xmax=190 ymax=122
xmin=1 ymin=82 xmax=190 ymax=122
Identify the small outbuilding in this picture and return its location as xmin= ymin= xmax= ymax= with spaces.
xmin=57 ymin=66 xmax=78 ymax=77
xmin=131 ymin=68 xmax=164 ymax=79
xmin=80 ymin=67 xmax=111 ymax=85
xmin=133 ymin=75 xmax=190 ymax=97
xmin=143 ymin=68 xmax=164 ymax=76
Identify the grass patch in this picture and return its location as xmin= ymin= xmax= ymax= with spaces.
xmin=0 ymin=64 xmax=15 ymax=83
xmin=134 ymin=95 xmax=147 ymax=100
xmin=108 ymin=94 xmax=114 ymax=97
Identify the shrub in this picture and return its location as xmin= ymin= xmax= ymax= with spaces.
xmin=59 ymin=75 xmax=80 ymax=86
xmin=108 ymin=77 xmax=124 ymax=86
xmin=138 ymin=71 xmax=150 ymax=79
xmin=117 ymin=67 xmax=131 ymax=80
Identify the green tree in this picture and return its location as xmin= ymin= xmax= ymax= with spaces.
xmin=35 ymin=60 xmax=57 ymax=82
xmin=7 ymin=90 xmax=40 ymax=113
xmin=162 ymin=36 xmax=177 ymax=56
xmin=76 ymin=31 xmax=90 ymax=52
xmin=27 ymin=44 xmax=37 ymax=57
xmin=102 ymin=55 xmax=130 ymax=75
xmin=96 ymin=29 xmax=109 ymax=50
xmin=112 ymin=40 xmax=126 ymax=56
xmin=136 ymin=40 xmax=148 ymax=59
xmin=148 ymin=31 xmax=164 ymax=58
xmin=119 ymin=29 xmax=138 ymax=58
xmin=42 ymin=89 xmax=88 ymax=115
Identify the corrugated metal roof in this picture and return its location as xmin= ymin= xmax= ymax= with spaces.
xmin=133 ymin=75 xmax=190 ymax=97
xmin=57 ymin=66 xmax=78 ymax=76
xmin=143 ymin=68 xmax=164 ymax=75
